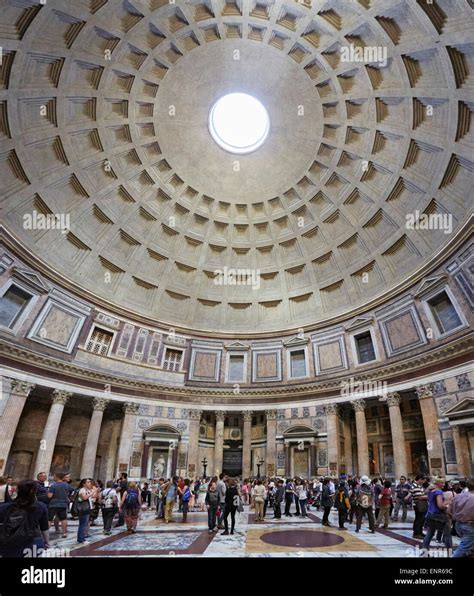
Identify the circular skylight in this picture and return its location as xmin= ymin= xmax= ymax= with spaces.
xmin=209 ymin=93 xmax=270 ymax=154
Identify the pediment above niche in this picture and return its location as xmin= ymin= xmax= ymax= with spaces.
xmin=414 ymin=274 xmax=449 ymax=299
xmin=226 ymin=341 xmax=249 ymax=351
xmin=443 ymin=397 xmax=474 ymax=420
xmin=283 ymin=335 xmax=309 ymax=347
xmin=345 ymin=316 xmax=374 ymax=331
xmin=11 ymin=267 xmax=49 ymax=293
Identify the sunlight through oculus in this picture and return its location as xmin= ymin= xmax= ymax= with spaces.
xmin=209 ymin=93 xmax=270 ymax=154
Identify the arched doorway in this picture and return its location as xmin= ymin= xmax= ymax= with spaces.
xmin=283 ymin=425 xmax=317 ymax=478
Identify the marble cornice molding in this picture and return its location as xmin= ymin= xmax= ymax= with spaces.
xmin=0 ymin=335 xmax=471 ymax=402
xmin=0 ymin=217 xmax=472 ymax=339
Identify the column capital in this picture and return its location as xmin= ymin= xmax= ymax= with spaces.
xmin=386 ymin=392 xmax=401 ymax=407
xmin=189 ymin=408 xmax=203 ymax=420
xmin=265 ymin=409 xmax=277 ymax=420
xmin=350 ymin=399 xmax=366 ymax=412
xmin=215 ymin=411 xmax=226 ymax=422
xmin=325 ymin=403 xmax=339 ymax=416
xmin=416 ymin=384 xmax=433 ymax=400
xmin=242 ymin=410 xmax=253 ymax=422
xmin=123 ymin=402 xmax=140 ymax=415
xmin=9 ymin=379 xmax=36 ymax=397
xmin=92 ymin=397 xmax=110 ymax=412
xmin=51 ymin=389 xmax=72 ymax=406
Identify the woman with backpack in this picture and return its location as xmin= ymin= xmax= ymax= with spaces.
xmin=179 ymin=478 xmax=192 ymax=523
xmin=75 ymin=478 xmax=93 ymax=544
xmin=120 ymin=481 xmax=142 ymax=534
xmin=101 ymin=481 xmax=118 ymax=535
xmin=0 ymin=479 xmax=50 ymax=558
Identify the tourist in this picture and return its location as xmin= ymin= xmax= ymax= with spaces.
xmin=355 ymin=475 xmax=375 ymax=533
xmin=222 ymin=477 xmax=239 ymax=535
xmin=155 ymin=477 xmax=165 ymax=519
xmin=241 ymin=478 xmax=249 ymax=505
xmin=101 ymin=480 xmax=118 ymax=535
xmin=0 ymin=479 xmax=50 ymax=558
xmin=295 ymin=479 xmax=308 ymax=518
xmin=206 ymin=480 xmax=219 ymax=534
xmin=321 ymin=477 xmax=333 ymax=527
xmin=0 ymin=476 xmax=11 ymax=503
xmin=120 ymin=481 xmax=142 ymax=534
xmin=179 ymin=478 xmax=192 ymax=523
xmin=75 ymin=478 xmax=93 ymax=544
xmin=421 ymin=478 xmax=448 ymax=553
xmin=198 ymin=477 xmax=208 ymax=512
xmin=284 ymin=478 xmax=295 ymax=517
xmin=435 ymin=481 xmax=455 ymax=548
xmin=162 ymin=476 xmax=179 ymax=523
xmin=33 ymin=472 xmax=49 ymax=506
xmin=88 ymin=480 xmax=103 ymax=527
xmin=177 ymin=476 xmax=185 ymax=512
xmin=392 ymin=476 xmax=411 ymax=522
xmin=216 ymin=473 xmax=227 ymax=528
xmin=373 ymin=478 xmax=382 ymax=521
xmin=47 ymin=472 xmax=70 ymax=538
xmin=273 ymin=479 xmax=285 ymax=519
xmin=411 ymin=475 xmax=428 ymax=539
xmin=348 ymin=479 xmax=358 ymax=524
xmin=141 ymin=482 xmax=151 ymax=508
xmin=334 ymin=481 xmax=351 ymax=530
xmin=253 ymin=479 xmax=266 ymax=522
xmin=116 ymin=473 xmax=128 ymax=527
xmin=448 ymin=478 xmax=474 ymax=558
xmin=376 ymin=480 xmax=392 ymax=529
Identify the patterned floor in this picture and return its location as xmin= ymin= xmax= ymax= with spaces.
xmin=41 ymin=506 xmax=459 ymax=558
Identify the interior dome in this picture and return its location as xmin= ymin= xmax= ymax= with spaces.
xmin=1 ymin=0 xmax=472 ymax=334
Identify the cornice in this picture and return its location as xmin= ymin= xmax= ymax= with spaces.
xmin=0 ymin=216 xmax=472 ymax=340
xmin=0 ymin=334 xmax=472 ymax=403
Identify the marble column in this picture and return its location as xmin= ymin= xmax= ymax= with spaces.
xmin=285 ymin=443 xmax=291 ymax=476
xmin=310 ymin=443 xmax=317 ymax=477
xmin=242 ymin=410 xmax=253 ymax=479
xmin=416 ymin=385 xmax=445 ymax=477
xmin=170 ymin=442 xmax=178 ymax=477
xmin=34 ymin=390 xmax=72 ymax=478
xmin=451 ymin=425 xmax=471 ymax=478
xmin=386 ymin=392 xmax=408 ymax=479
xmin=187 ymin=409 xmax=202 ymax=479
xmin=265 ymin=410 xmax=277 ymax=477
xmin=105 ymin=415 xmax=121 ymax=481
xmin=343 ymin=410 xmax=353 ymax=475
xmin=141 ymin=441 xmax=150 ymax=479
xmin=116 ymin=402 xmax=139 ymax=476
xmin=325 ymin=404 xmax=340 ymax=477
xmin=351 ymin=399 xmax=369 ymax=477
xmin=214 ymin=411 xmax=226 ymax=475
xmin=80 ymin=397 xmax=109 ymax=479
xmin=0 ymin=379 xmax=35 ymax=475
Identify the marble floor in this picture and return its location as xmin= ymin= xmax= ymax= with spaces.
xmin=42 ymin=505 xmax=460 ymax=558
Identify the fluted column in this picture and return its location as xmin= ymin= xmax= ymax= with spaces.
xmin=242 ymin=410 xmax=253 ymax=479
xmin=325 ymin=404 xmax=340 ymax=477
xmin=386 ymin=392 xmax=408 ymax=479
xmin=416 ymin=385 xmax=444 ymax=477
xmin=187 ymin=409 xmax=202 ymax=479
xmin=451 ymin=425 xmax=470 ymax=478
xmin=214 ymin=411 xmax=226 ymax=475
xmin=351 ymin=399 xmax=369 ymax=477
xmin=343 ymin=410 xmax=353 ymax=475
xmin=80 ymin=397 xmax=109 ymax=478
xmin=116 ymin=402 xmax=139 ymax=476
xmin=34 ymin=390 xmax=71 ymax=477
xmin=0 ymin=379 xmax=35 ymax=475
xmin=265 ymin=410 xmax=277 ymax=477
xmin=105 ymin=415 xmax=122 ymax=481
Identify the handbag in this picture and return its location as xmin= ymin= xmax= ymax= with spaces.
xmin=237 ymin=496 xmax=244 ymax=513
xmin=425 ymin=511 xmax=446 ymax=531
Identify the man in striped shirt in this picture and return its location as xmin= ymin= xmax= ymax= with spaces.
xmin=410 ymin=475 xmax=428 ymax=539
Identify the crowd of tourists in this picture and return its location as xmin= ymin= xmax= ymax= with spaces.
xmin=0 ymin=472 xmax=472 ymax=558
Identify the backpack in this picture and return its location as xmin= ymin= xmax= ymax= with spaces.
xmin=102 ymin=489 xmax=115 ymax=509
xmin=357 ymin=484 xmax=374 ymax=508
xmin=0 ymin=504 xmax=36 ymax=546
xmin=207 ymin=491 xmax=219 ymax=506
xmin=125 ymin=490 xmax=139 ymax=508
xmin=182 ymin=487 xmax=191 ymax=502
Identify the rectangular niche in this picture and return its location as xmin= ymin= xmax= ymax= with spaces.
xmin=27 ymin=290 xmax=90 ymax=353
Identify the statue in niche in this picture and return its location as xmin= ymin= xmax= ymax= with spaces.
xmin=154 ymin=453 xmax=166 ymax=478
